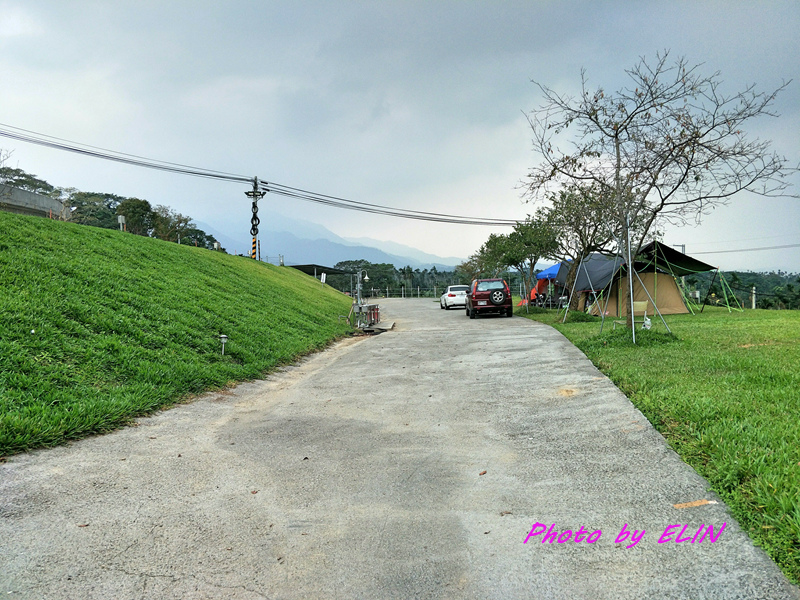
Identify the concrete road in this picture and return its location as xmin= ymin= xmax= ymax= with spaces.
xmin=1 ymin=298 xmax=797 ymax=599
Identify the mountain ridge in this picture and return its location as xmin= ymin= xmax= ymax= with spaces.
xmin=196 ymin=214 xmax=461 ymax=270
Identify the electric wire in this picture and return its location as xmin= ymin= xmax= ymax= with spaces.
xmin=692 ymin=243 xmax=800 ymax=255
xmin=0 ymin=123 xmax=252 ymax=184
xmin=259 ymin=182 xmax=517 ymax=225
xmin=0 ymin=123 xmax=518 ymax=227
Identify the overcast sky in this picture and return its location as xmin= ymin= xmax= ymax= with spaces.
xmin=2 ymin=1 xmax=798 ymax=271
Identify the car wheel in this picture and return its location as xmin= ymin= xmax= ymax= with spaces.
xmin=469 ymin=308 xmax=476 ymax=319
xmin=440 ymin=302 xmax=445 ymax=309
xmin=506 ymin=306 xmax=513 ymax=317
xmin=445 ymin=303 xmax=450 ymax=310
xmin=490 ymin=290 xmax=506 ymax=305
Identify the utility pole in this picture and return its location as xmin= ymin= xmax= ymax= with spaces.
xmin=245 ymin=177 xmax=266 ymax=259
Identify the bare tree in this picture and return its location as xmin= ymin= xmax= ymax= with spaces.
xmin=524 ymin=51 xmax=797 ymax=326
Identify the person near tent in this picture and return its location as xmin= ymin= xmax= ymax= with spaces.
xmin=516 ymin=288 xmax=539 ymax=307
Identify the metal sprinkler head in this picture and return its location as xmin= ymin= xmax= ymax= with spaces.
xmin=219 ymin=334 xmax=228 ymax=355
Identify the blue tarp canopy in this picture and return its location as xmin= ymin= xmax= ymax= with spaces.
xmin=537 ymin=262 xmax=569 ymax=280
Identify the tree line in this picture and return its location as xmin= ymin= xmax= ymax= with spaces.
xmin=327 ymin=260 xmax=466 ymax=296
xmin=0 ymin=154 xmax=221 ymax=250
xmin=688 ymin=271 xmax=800 ymax=310
xmin=454 ymin=184 xmax=644 ymax=308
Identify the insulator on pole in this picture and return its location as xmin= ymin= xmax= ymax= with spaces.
xmin=245 ymin=176 xmax=267 ymax=259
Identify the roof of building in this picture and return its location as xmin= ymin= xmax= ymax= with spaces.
xmin=289 ymin=264 xmax=354 ymax=276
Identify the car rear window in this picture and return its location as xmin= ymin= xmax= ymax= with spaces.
xmin=476 ymin=281 xmax=505 ymax=291
xmin=449 ymin=286 xmax=469 ymax=292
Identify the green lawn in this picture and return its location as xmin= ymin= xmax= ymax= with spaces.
xmin=0 ymin=211 xmax=353 ymax=455
xmin=518 ymin=305 xmax=800 ymax=583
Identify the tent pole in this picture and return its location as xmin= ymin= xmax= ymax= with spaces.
xmin=701 ymin=269 xmax=719 ymax=313
xmin=676 ymin=276 xmax=696 ymax=315
xmin=519 ymin=269 xmax=531 ymax=314
xmin=719 ymin=272 xmax=744 ymax=313
xmin=599 ymin=252 xmax=622 ymax=334
xmin=582 ymin=259 xmax=602 ymax=316
xmin=632 ymin=269 xmax=672 ymax=334
xmin=654 ymin=247 xmax=658 ymax=309
xmin=562 ymin=256 xmax=584 ymax=324
xmin=626 ymin=214 xmax=636 ymax=344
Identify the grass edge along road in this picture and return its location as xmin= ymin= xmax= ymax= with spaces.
xmin=517 ymin=305 xmax=800 ymax=584
xmin=0 ymin=211 xmax=353 ymax=456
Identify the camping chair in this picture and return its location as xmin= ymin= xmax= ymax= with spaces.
xmin=612 ymin=301 xmax=649 ymax=330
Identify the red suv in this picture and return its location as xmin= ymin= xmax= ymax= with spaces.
xmin=466 ymin=278 xmax=513 ymax=318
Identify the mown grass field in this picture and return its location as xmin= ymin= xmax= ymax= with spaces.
xmin=517 ymin=304 xmax=800 ymax=583
xmin=0 ymin=211 xmax=352 ymax=455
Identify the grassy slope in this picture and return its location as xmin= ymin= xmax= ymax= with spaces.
xmin=0 ymin=211 xmax=352 ymax=454
xmin=517 ymin=306 xmax=800 ymax=583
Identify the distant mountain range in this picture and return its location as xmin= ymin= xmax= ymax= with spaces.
xmin=195 ymin=212 xmax=463 ymax=270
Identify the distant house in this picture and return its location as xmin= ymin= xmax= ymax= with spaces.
xmin=0 ymin=185 xmax=68 ymax=219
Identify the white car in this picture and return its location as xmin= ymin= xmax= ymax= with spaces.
xmin=440 ymin=285 xmax=470 ymax=309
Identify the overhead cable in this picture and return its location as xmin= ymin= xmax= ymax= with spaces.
xmin=260 ymin=182 xmax=518 ymax=226
xmin=0 ymin=123 xmax=518 ymax=227
xmin=0 ymin=123 xmax=252 ymax=184
xmin=693 ymin=243 xmax=800 ymax=255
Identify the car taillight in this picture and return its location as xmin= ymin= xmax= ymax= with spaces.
xmin=448 ymin=293 xmax=455 ymax=297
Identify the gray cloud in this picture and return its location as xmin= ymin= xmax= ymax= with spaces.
xmin=1 ymin=0 xmax=798 ymax=269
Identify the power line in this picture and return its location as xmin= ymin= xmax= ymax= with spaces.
xmin=693 ymin=243 xmax=800 ymax=255
xmin=260 ymin=181 xmax=517 ymax=225
xmin=0 ymin=123 xmax=252 ymax=184
xmin=686 ymin=233 xmax=799 ymax=246
xmin=0 ymin=123 xmax=519 ymax=227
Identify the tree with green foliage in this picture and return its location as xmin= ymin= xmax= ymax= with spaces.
xmin=476 ymin=234 xmax=509 ymax=277
xmin=772 ymin=279 xmax=800 ymax=310
xmin=464 ymin=218 xmax=557 ymax=299
xmin=151 ymin=204 xmax=193 ymax=242
xmin=537 ymin=184 xmax=637 ymax=310
xmin=0 ymin=165 xmax=55 ymax=196
xmin=331 ymin=260 xmax=400 ymax=296
xmin=181 ymin=227 xmax=219 ymax=250
xmin=455 ymin=255 xmax=482 ymax=284
xmin=116 ymin=198 xmax=154 ymax=236
xmin=66 ymin=190 xmax=126 ymax=229
xmin=503 ymin=217 xmax=558 ymax=299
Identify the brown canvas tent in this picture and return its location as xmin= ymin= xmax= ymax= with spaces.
xmin=586 ymin=271 xmax=690 ymax=316
xmin=564 ymin=243 xmax=716 ymax=317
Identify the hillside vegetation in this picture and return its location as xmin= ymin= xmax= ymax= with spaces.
xmin=519 ymin=306 xmax=800 ymax=583
xmin=0 ymin=211 xmax=352 ymax=455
